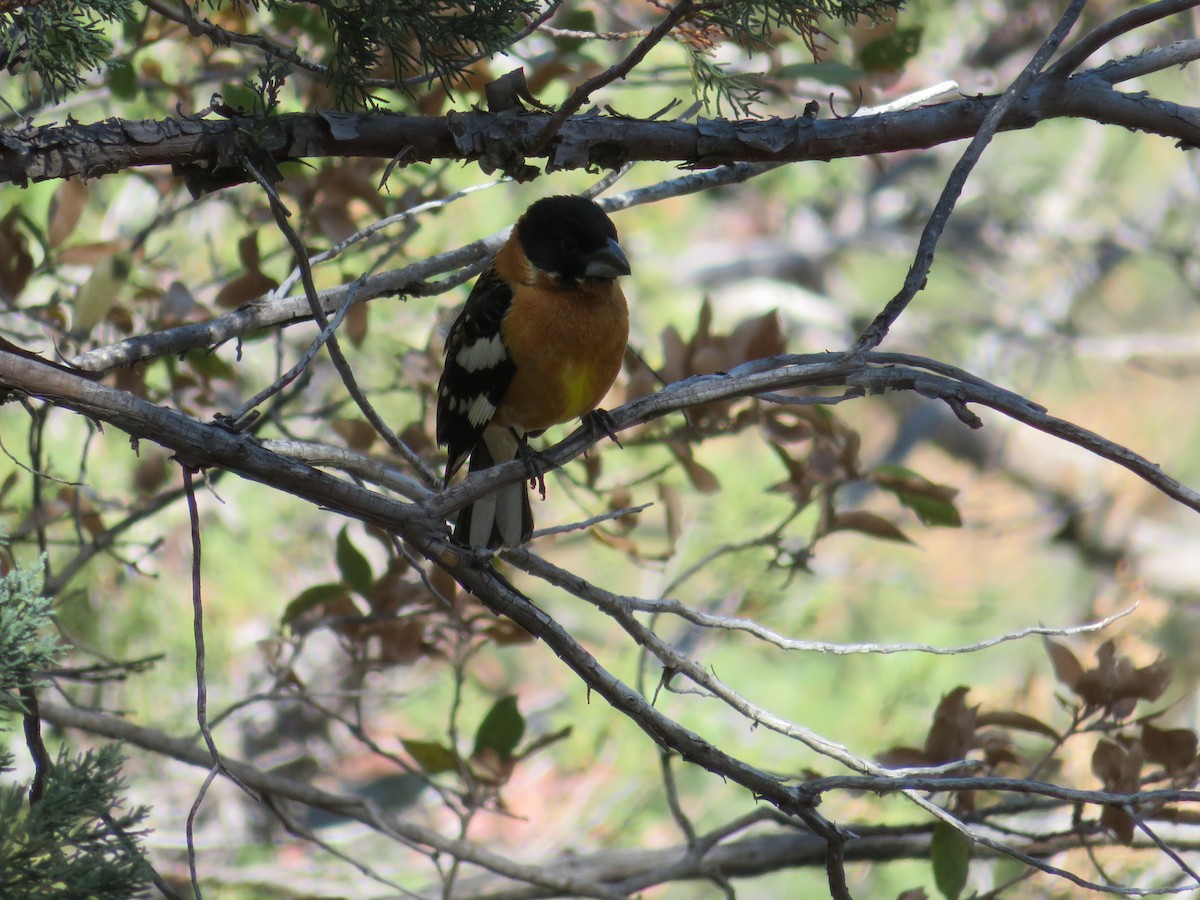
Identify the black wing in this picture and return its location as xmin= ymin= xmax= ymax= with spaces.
xmin=436 ymin=264 xmax=517 ymax=483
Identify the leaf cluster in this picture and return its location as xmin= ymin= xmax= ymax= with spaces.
xmin=685 ymin=0 xmax=906 ymax=113
xmin=876 ymin=638 xmax=1200 ymax=897
xmin=0 ymin=746 xmax=151 ymax=899
xmin=271 ymin=0 xmax=542 ymax=109
xmin=0 ymin=0 xmax=135 ymax=104
xmin=0 ymin=562 xmax=58 ymax=695
xmin=0 ymin=563 xmax=150 ymax=899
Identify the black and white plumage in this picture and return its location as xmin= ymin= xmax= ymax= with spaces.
xmin=437 ymin=265 xmax=518 ymax=482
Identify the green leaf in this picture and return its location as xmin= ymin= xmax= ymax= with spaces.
xmin=931 ymin=820 xmax=971 ymax=900
xmin=401 ymin=739 xmax=460 ymax=775
xmin=871 ymin=464 xmax=963 ymax=528
xmin=900 ymin=492 xmax=962 ymax=528
xmin=472 ymin=695 xmax=525 ymax=761
xmin=336 ymin=526 xmax=373 ymax=596
xmin=281 ymin=583 xmax=348 ymax=627
xmin=108 ymin=60 xmax=138 ymax=101
xmin=553 ymin=9 xmax=596 ymax=53
xmin=216 ymin=83 xmax=258 ymax=114
xmin=859 ymin=27 xmax=923 ymax=73
xmin=181 ymin=348 xmax=236 ymax=381
xmin=775 ymin=61 xmax=866 ymax=88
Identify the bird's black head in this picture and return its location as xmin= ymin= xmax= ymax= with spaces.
xmin=516 ymin=195 xmax=631 ymax=286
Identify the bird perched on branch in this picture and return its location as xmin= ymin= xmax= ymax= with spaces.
xmin=436 ymin=195 xmax=631 ymax=548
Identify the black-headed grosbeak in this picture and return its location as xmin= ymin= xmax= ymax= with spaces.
xmin=436 ymin=195 xmax=631 ymax=548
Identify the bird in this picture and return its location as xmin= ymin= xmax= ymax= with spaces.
xmin=436 ymin=195 xmax=631 ymax=548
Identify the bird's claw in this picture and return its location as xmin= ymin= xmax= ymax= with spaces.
xmin=515 ymin=437 xmax=549 ymax=500
xmin=584 ymin=408 xmax=623 ymax=448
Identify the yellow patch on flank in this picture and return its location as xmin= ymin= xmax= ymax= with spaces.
xmin=561 ymin=361 xmax=599 ymax=421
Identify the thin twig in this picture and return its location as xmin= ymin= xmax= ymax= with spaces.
xmin=1047 ymin=0 xmax=1200 ymax=77
xmin=532 ymin=0 xmax=695 ymax=152
xmin=182 ymin=466 xmax=218 ymax=900
xmin=1130 ymin=813 xmax=1200 ymax=887
xmin=243 ymin=158 xmax=440 ymax=485
xmin=851 ymin=0 xmax=1089 ymax=354
xmin=225 ymin=278 xmax=364 ymax=429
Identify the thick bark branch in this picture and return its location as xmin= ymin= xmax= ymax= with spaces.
xmin=3 ymin=64 xmax=1199 ymax=186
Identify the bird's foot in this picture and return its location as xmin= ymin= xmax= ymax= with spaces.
xmin=514 ymin=434 xmax=549 ymax=500
xmin=584 ymin=408 xmax=623 ymax=449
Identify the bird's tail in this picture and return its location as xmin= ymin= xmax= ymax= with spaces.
xmin=453 ymin=429 xmax=533 ymax=549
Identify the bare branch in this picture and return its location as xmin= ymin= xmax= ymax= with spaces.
xmin=533 ymin=0 xmax=695 ymax=153
xmin=1048 ymin=0 xmax=1200 ymax=77
xmin=34 ymin=703 xmax=629 ymax=900
xmin=851 ymin=0 xmax=1089 ymax=354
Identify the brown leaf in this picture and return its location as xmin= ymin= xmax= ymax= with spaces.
xmin=430 ymin=566 xmax=459 ymax=607
xmin=1091 ymin=739 xmax=1126 ymax=786
xmin=608 ymin=485 xmax=640 ymax=532
xmin=838 ymin=429 xmax=862 ymax=477
xmin=871 ymin=469 xmax=959 ymax=504
xmin=157 ymin=280 xmax=197 ymax=326
xmin=980 ymin=737 xmax=1019 ymax=769
xmin=1075 ymin=641 xmax=1173 ymax=716
xmin=484 ymin=66 xmax=552 ymax=112
xmin=696 ymin=297 xmax=714 ymax=344
xmin=214 ymin=270 xmax=277 ymax=308
xmin=976 ymin=710 xmax=1060 ymax=741
xmin=48 ymin=177 xmax=89 ymax=248
xmin=592 ymin=529 xmax=641 ymax=556
xmin=484 ymin=618 xmax=536 ymax=645
xmin=345 ymin=300 xmax=369 ymax=347
xmin=659 ymin=325 xmax=689 ymax=383
xmin=54 ymin=239 xmax=128 ymax=266
xmin=315 ymin=199 xmax=358 ymax=243
xmin=762 ymin=407 xmax=815 ymax=444
xmin=365 ymin=558 xmax=412 ymax=617
xmin=876 ymin=746 xmax=932 ymax=769
xmin=1130 ymin=657 xmax=1173 ymax=703
xmin=1043 ymin=637 xmax=1083 ymax=691
xmin=1099 ymin=739 xmax=1142 ymax=844
xmin=1142 ymin=723 xmax=1198 ymax=775
xmin=767 ymin=442 xmax=814 ymax=506
xmin=659 ymin=482 xmax=682 ymax=552
xmin=0 ymin=470 xmax=18 ymax=507
xmin=0 ymin=208 xmax=33 ymax=300
xmin=668 ymin=441 xmax=720 ymax=494
xmin=1092 ymin=738 xmax=1142 ymax=792
xmin=237 ymin=232 xmax=263 ymax=270
xmin=470 ymin=746 xmax=516 ymax=786
xmin=726 ymin=309 xmax=786 ymax=365
xmin=332 ymin=417 xmax=377 ymax=452
xmin=376 ymin=620 xmax=429 ymax=665
xmin=132 ymin=453 xmax=170 ymax=495
xmin=1101 ymin=804 xmax=1136 ymax=845
xmin=828 ymin=511 xmax=912 ymax=545
xmin=56 ymin=487 xmax=105 ymax=538
xmin=923 ymin=687 xmax=976 ymax=764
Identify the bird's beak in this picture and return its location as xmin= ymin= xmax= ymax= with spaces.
xmin=584 ymin=238 xmax=631 ymax=279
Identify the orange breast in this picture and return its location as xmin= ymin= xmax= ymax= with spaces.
xmin=497 ymin=278 xmax=629 ymax=433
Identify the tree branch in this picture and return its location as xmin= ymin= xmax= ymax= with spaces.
xmin=38 ymin=697 xmax=1200 ymax=900
xmin=5 ymin=57 xmax=1200 ymax=187
xmin=851 ymin=0 xmax=1089 ymax=354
